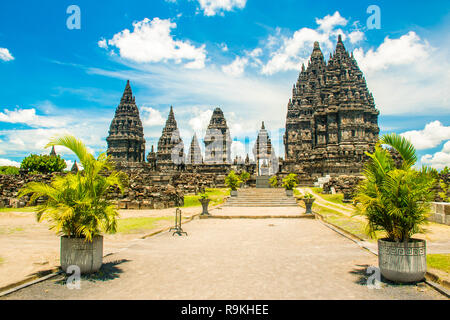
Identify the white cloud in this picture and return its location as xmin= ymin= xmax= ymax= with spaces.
xmin=401 ymin=121 xmax=450 ymax=150
xmin=0 ymin=158 xmax=20 ymax=167
xmin=231 ymin=140 xmax=245 ymax=159
xmin=220 ymin=43 xmax=229 ymax=52
xmin=0 ymin=48 xmax=14 ymax=61
xmin=141 ymin=106 xmax=165 ymax=126
xmin=222 ymin=56 xmax=248 ymax=76
xmin=261 ymin=11 xmax=349 ymax=75
xmin=353 ymin=32 xmax=430 ymax=73
xmin=348 ymin=30 xmax=364 ymax=44
xmin=197 ymin=0 xmax=247 ymax=16
xmin=353 ymin=32 xmax=450 ymax=115
xmin=98 ymin=38 xmax=108 ymax=49
xmin=188 ymin=108 xmax=213 ymax=138
xmin=0 ymin=108 xmax=67 ymax=128
xmin=421 ymin=141 xmax=450 ymax=170
xmin=104 ymin=18 xmax=206 ymax=69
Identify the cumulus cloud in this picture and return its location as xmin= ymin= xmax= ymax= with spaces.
xmin=400 ymin=121 xmax=450 ymax=150
xmin=98 ymin=38 xmax=108 ymax=49
xmin=103 ymin=18 xmax=206 ymax=69
xmin=231 ymin=140 xmax=245 ymax=159
xmin=0 ymin=48 xmax=14 ymax=61
xmin=0 ymin=108 xmax=67 ymax=128
xmin=261 ymin=11 xmax=350 ymax=75
xmin=141 ymin=106 xmax=165 ymax=126
xmin=421 ymin=141 xmax=450 ymax=170
xmin=0 ymin=158 xmax=20 ymax=167
xmin=222 ymin=56 xmax=248 ymax=76
xmin=188 ymin=108 xmax=213 ymax=138
xmin=197 ymin=0 xmax=247 ymax=16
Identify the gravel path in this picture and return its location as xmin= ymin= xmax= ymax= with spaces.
xmin=2 ymin=218 xmax=445 ymax=300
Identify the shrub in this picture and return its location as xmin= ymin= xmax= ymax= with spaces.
xmin=282 ymin=173 xmax=298 ymax=190
xmin=225 ymin=170 xmax=242 ymax=191
xmin=20 ymin=154 xmax=66 ymax=174
xmin=355 ymin=133 xmax=435 ymax=242
xmin=269 ymin=176 xmax=278 ymax=187
xmin=240 ymin=171 xmax=250 ymax=185
xmin=0 ymin=166 xmax=19 ymax=175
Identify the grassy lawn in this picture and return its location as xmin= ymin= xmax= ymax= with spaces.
xmin=427 ymin=254 xmax=450 ymax=274
xmin=311 ymin=202 xmax=384 ymax=241
xmin=117 ymin=216 xmax=175 ymax=234
xmin=183 ymin=188 xmax=229 ymax=208
xmin=0 ymin=206 xmax=37 ymax=213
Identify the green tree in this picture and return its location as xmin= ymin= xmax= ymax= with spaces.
xmin=355 ymin=133 xmax=435 ymax=243
xmin=239 ymin=171 xmax=250 ymax=185
xmin=282 ymin=173 xmax=298 ymax=190
xmin=225 ymin=170 xmax=242 ymax=191
xmin=20 ymin=154 xmax=66 ymax=174
xmin=18 ymin=135 xmax=127 ymax=242
xmin=269 ymin=175 xmax=278 ymax=187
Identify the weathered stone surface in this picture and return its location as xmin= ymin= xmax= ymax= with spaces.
xmin=106 ymin=81 xmax=146 ymax=162
xmin=322 ymin=175 xmax=363 ymax=200
xmin=283 ymin=36 xmax=379 ymax=178
xmin=204 ymin=107 xmax=232 ymax=164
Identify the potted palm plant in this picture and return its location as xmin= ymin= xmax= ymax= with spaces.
xmin=355 ymin=133 xmax=435 ymax=283
xmin=239 ymin=171 xmax=250 ymax=188
xmin=225 ymin=170 xmax=242 ymax=197
xmin=282 ymin=173 xmax=298 ymax=196
xmin=198 ymin=192 xmax=211 ymax=216
xmin=18 ymin=135 xmax=126 ymax=274
xmin=302 ymin=192 xmax=315 ymax=214
xmin=269 ymin=175 xmax=278 ymax=188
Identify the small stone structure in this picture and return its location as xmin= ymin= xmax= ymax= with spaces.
xmin=428 ymin=202 xmax=450 ymax=225
xmin=322 ymin=175 xmax=363 ymax=201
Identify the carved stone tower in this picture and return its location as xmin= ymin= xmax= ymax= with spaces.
xmin=204 ymin=107 xmax=232 ymax=164
xmin=283 ymin=36 xmax=379 ymax=176
xmin=107 ymin=80 xmax=146 ymax=162
xmin=187 ymin=133 xmax=203 ymax=165
xmin=156 ymin=106 xmax=185 ymax=170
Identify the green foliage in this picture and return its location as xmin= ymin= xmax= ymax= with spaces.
xmin=183 ymin=188 xmax=228 ymax=207
xmin=355 ymin=133 xmax=435 ymax=242
xmin=282 ymin=173 xmax=298 ymax=190
xmin=117 ymin=216 xmax=173 ymax=234
xmin=441 ymin=166 xmax=450 ymax=175
xmin=225 ymin=170 xmax=242 ymax=191
xmin=269 ymin=176 xmax=278 ymax=187
xmin=427 ymin=254 xmax=450 ymax=273
xmin=239 ymin=171 xmax=250 ymax=184
xmin=303 ymin=192 xmax=315 ymax=199
xmin=20 ymin=154 xmax=66 ymax=174
xmin=0 ymin=166 xmax=19 ymax=175
xmin=199 ymin=192 xmax=209 ymax=200
xmin=18 ymin=135 xmax=127 ymax=242
xmin=439 ymin=179 xmax=449 ymax=202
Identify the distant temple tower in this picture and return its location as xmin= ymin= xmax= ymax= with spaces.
xmin=283 ymin=36 xmax=379 ymax=176
xmin=156 ymin=106 xmax=185 ymax=170
xmin=106 ymin=80 xmax=146 ymax=162
xmin=186 ymin=133 xmax=203 ymax=165
xmin=204 ymin=107 xmax=232 ymax=164
xmin=253 ymin=121 xmax=277 ymax=175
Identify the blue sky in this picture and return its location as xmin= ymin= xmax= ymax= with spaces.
xmin=0 ymin=0 xmax=449 ymax=170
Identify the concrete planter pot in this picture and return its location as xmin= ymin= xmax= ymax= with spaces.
xmin=230 ymin=190 xmax=238 ymax=197
xmin=60 ymin=235 xmax=103 ymax=274
xmin=302 ymin=198 xmax=315 ymax=214
xmin=378 ymin=238 xmax=426 ymax=283
xmin=285 ymin=189 xmax=293 ymax=197
xmin=199 ymin=198 xmax=211 ymax=215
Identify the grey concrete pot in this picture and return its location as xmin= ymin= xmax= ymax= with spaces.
xmin=285 ymin=189 xmax=293 ymax=197
xmin=199 ymin=198 xmax=211 ymax=215
xmin=302 ymin=198 xmax=315 ymax=214
xmin=60 ymin=235 xmax=103 ymax=274
xmin=230 ymin=190 xmax=238 ymax=197
xmin=378 ymin=238 xmax=426 ymax=283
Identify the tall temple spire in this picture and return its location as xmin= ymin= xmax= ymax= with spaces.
xmin=204 ymin=107 xmax=232 ymax=164
xmin=49 ymin=146 xmax=57 ymax=157
xmin=187 ymin=133 xmax=203 ymax=165
xmin=107 ymin=80 xmax=146 ymax=163
xmin=156 ymin=106 xmax=184 ymax=170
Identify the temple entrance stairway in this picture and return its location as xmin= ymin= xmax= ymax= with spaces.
xmin=223 ymin=188 xmax=298 ymax=207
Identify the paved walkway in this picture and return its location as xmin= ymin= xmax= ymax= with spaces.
xmin=2 ymin=218 xmax=445 ymax=300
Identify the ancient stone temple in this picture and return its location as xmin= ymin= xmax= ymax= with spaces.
xmin=107 ymin=80 xmax=146 ymax=162
xmin=283 ymin=35 xmax=379 ymax=177
xmin=204 ymin=107 xmax=232 ymax=164
xmin=253 ymin=121 xmax=277 ymax=175
xmin=186 ymin=133 xmax=203 ymax=165
xmin=156 ymin=106 xmax=185 ymax=170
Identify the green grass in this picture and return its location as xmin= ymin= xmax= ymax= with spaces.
xmin=311 ymin=187 xmax=323 ymax=194
xmin=0 ymin=226 xmax=25 ymax=235
xmin=427 ymin=254 xmax=450 ymax=274
xmin=0 ymin=206 xmax=37 ymax=213
xmin=293 ymin=188 xmax=301 ymax=196
xmin=0 ymin=256 xmax=4 ymax=264
xmin=183 ymin=188 xmax=229 ymax=208
xmin=117 ymin=216 xmax=175 ymax=234
xmin=319 ymin=193 xmax=345 ymax=205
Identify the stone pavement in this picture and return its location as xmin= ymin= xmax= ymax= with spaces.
xmin=2 ymin=218 xmax=445 ymax=300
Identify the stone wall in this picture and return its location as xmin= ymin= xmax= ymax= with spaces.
xmin=0 ymin=172 xmax=184 ymax=210
xmin=322 ymin=175 xmax=364 ymax=201
xmin=428 ymin=202 xmax=450 ymax=225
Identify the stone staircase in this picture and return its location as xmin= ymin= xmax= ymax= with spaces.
xmin=223 ymin=188 xmax=298 ymax=207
